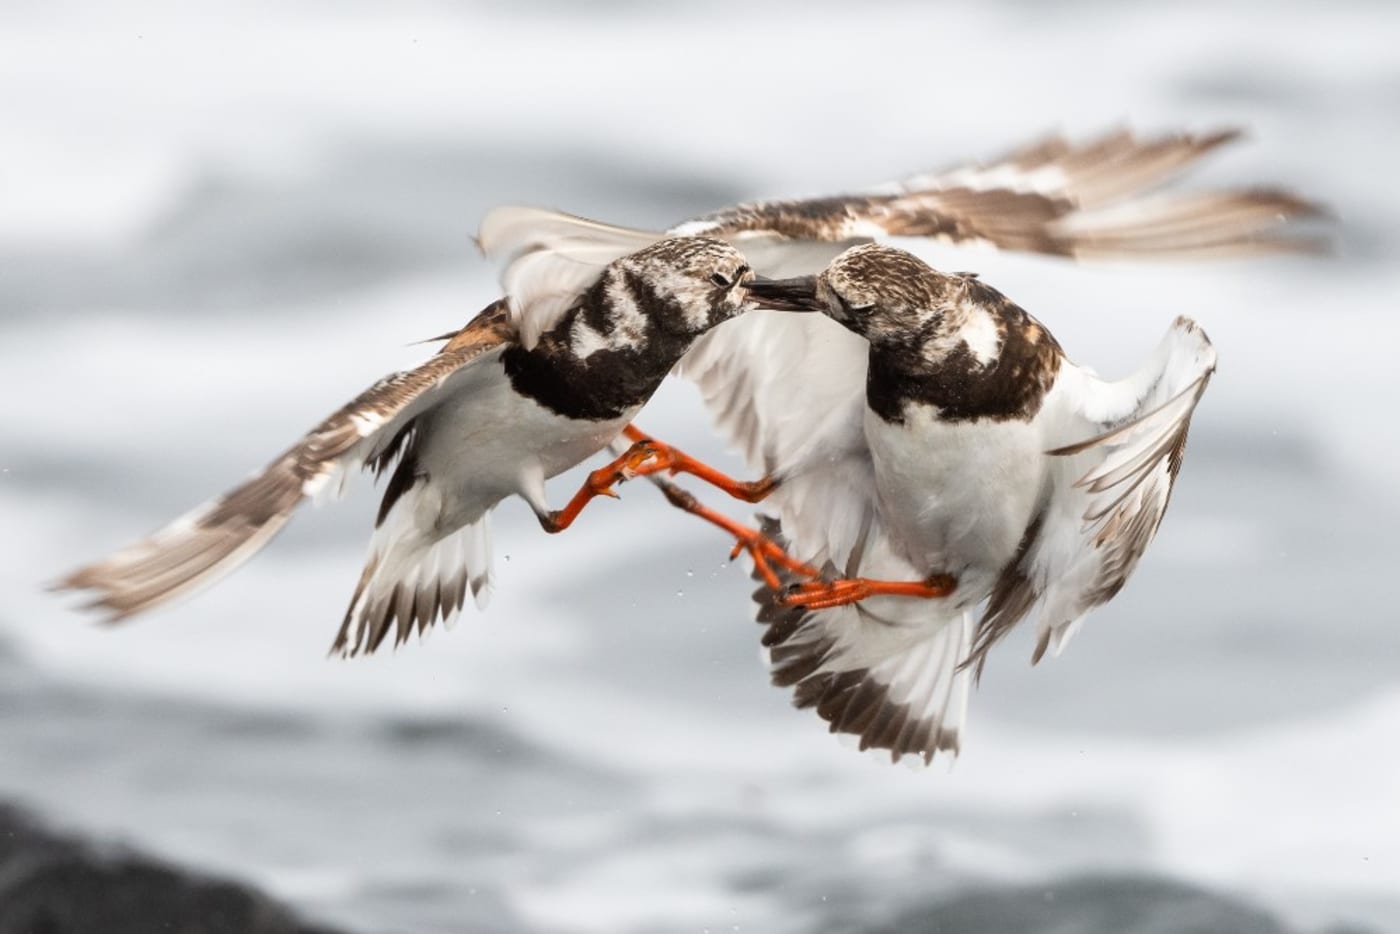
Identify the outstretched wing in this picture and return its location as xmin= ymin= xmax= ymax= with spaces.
xmin=969 ymin=316 xmax=1218 ymax=669
xmin=481 ymin=128 xmax=1315 ymax=484
xmin=674 ymin=128 xmax=1324 ymax=259
xmin=55 ymin=302 xmax=517 ymax=621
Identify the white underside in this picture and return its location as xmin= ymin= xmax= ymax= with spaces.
xmin=350 ymin=357 xmax=635 ymax=627
xmin=865 ymin=406 xmax=1045 ymax=607
xmin=413 ymin=363 xmax=634 ymax=530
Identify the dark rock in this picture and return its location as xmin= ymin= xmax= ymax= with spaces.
xmin=853 ymin=874 xmax=1375 ymax=934
xmin=0 ymin=804 xmax=344 ymax=934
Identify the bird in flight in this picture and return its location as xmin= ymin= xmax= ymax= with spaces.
xmin=484 ymin=128 xmax=1319 ymax=762
xmin=57 ymin=238 xmax=808 ymax=655
xmin=56 ymin=128 xmax=1317 ymax=719
xmin=734 ymin=245 xmax=1215 ymax=761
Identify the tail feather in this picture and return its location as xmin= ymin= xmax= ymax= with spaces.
xmin=750 ymin=516 xmax=973 ymax=765
xmin=330 ymin=506 xmax=493 ymax=658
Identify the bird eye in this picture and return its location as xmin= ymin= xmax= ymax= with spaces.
xmin=710 ymin=272 xmax=732 ymax=288
xmin=834 ymin=292 xmax=873 ymax=316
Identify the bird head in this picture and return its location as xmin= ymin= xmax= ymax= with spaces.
xmin=605 ymin=237 xmax=758 ymax=337
xmin=745 ymin=244 xmax=962 ymax=345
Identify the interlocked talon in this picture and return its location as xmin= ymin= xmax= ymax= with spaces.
xmin=649 ymin=475 xmax=821 ymax=590
xmin=622 ymin=425 xmax=778 ymax=503
xmin=539 ymin=443 xmax=662 ymax=533
xmin=780 ymin=574 xmax=958 ymax=611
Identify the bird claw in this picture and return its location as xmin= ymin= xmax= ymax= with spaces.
xmin=616 ymin=440 xmax=677 ymax=479
xmin=585 ymin=442 xmax=665 ymax=497
xmin=615 ymin=433 xmax=778 ymax=503
xmin=728 ymin=527 xmax=821 ymax=591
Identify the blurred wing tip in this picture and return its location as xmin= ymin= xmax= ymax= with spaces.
xmin=1068 ymin=234 xmax=1331 ymax=263
xmin=46 ymin=571 xmax=81 ymax=594
xmin=1193 ymin=125 xmax=1246 ymax=150
xmin=51 ymin=575 xmax=141 ymax=626
xmin=1242 ymin=188 xmax=1333 ymax=221
xmin=1099 ymin=123 xmax=1243 ymax=148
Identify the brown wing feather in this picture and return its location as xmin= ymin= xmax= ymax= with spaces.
xmin=684 ymin=128 xmax=1324 ymax=259
xmin=55 ymin=301 xmax=516 ymax=622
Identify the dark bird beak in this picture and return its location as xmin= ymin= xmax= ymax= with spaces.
xmin=745 ymin=275 xmax=822 ymax=312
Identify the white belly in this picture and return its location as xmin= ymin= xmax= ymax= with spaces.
xmin=417 ymin=362 xmax=634 ymax=527
xmin=865 ymin=405 xmax=1045 ymax=596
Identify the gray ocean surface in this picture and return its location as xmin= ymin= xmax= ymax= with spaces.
xmin=2 ymin=1 xmax=1397 ymax=932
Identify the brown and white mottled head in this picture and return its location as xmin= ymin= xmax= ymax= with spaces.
xmin=599 ymin=236 xmax=757 ymax=339
xmin=748 ymin=243 xmax=1063 ymax=424
xmin=511 ymin=236 xmax=780 ymax=422
xmin=747 ymin=243 xmax=966 ymax=346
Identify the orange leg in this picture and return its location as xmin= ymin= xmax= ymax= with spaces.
xmin=646 ymin=475 xmax=821 ymax=590
xmin=539 ymin=443 xmax=662 ymax=533
xmin=622 ymin=425 xmax=777 ymax=503
xmin=780 ymin=574 xmax=958 ymax=611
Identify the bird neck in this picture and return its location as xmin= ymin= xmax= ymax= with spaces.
xmin=501 ymin=286 xmax=695 ymax=422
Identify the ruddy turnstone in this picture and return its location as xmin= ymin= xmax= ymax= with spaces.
xmin=483 ymin=128 xmax=1316 ymax=762
xmin=57 ymin=237 xmax=795 ymax=655
xmin=743 ymin=245 xmax=1214 ymax=743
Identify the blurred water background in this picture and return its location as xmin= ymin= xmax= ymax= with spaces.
xmin=2 ymin=1 xmax=1397 ymax=931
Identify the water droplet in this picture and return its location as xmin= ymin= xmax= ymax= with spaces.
xmin=504 ymin=554 xmax=511 ymax=562
xmin=685 ymin=569 xmax=694 ymax=577
xmin=676 ymin=590 xmax=685 ymax=598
